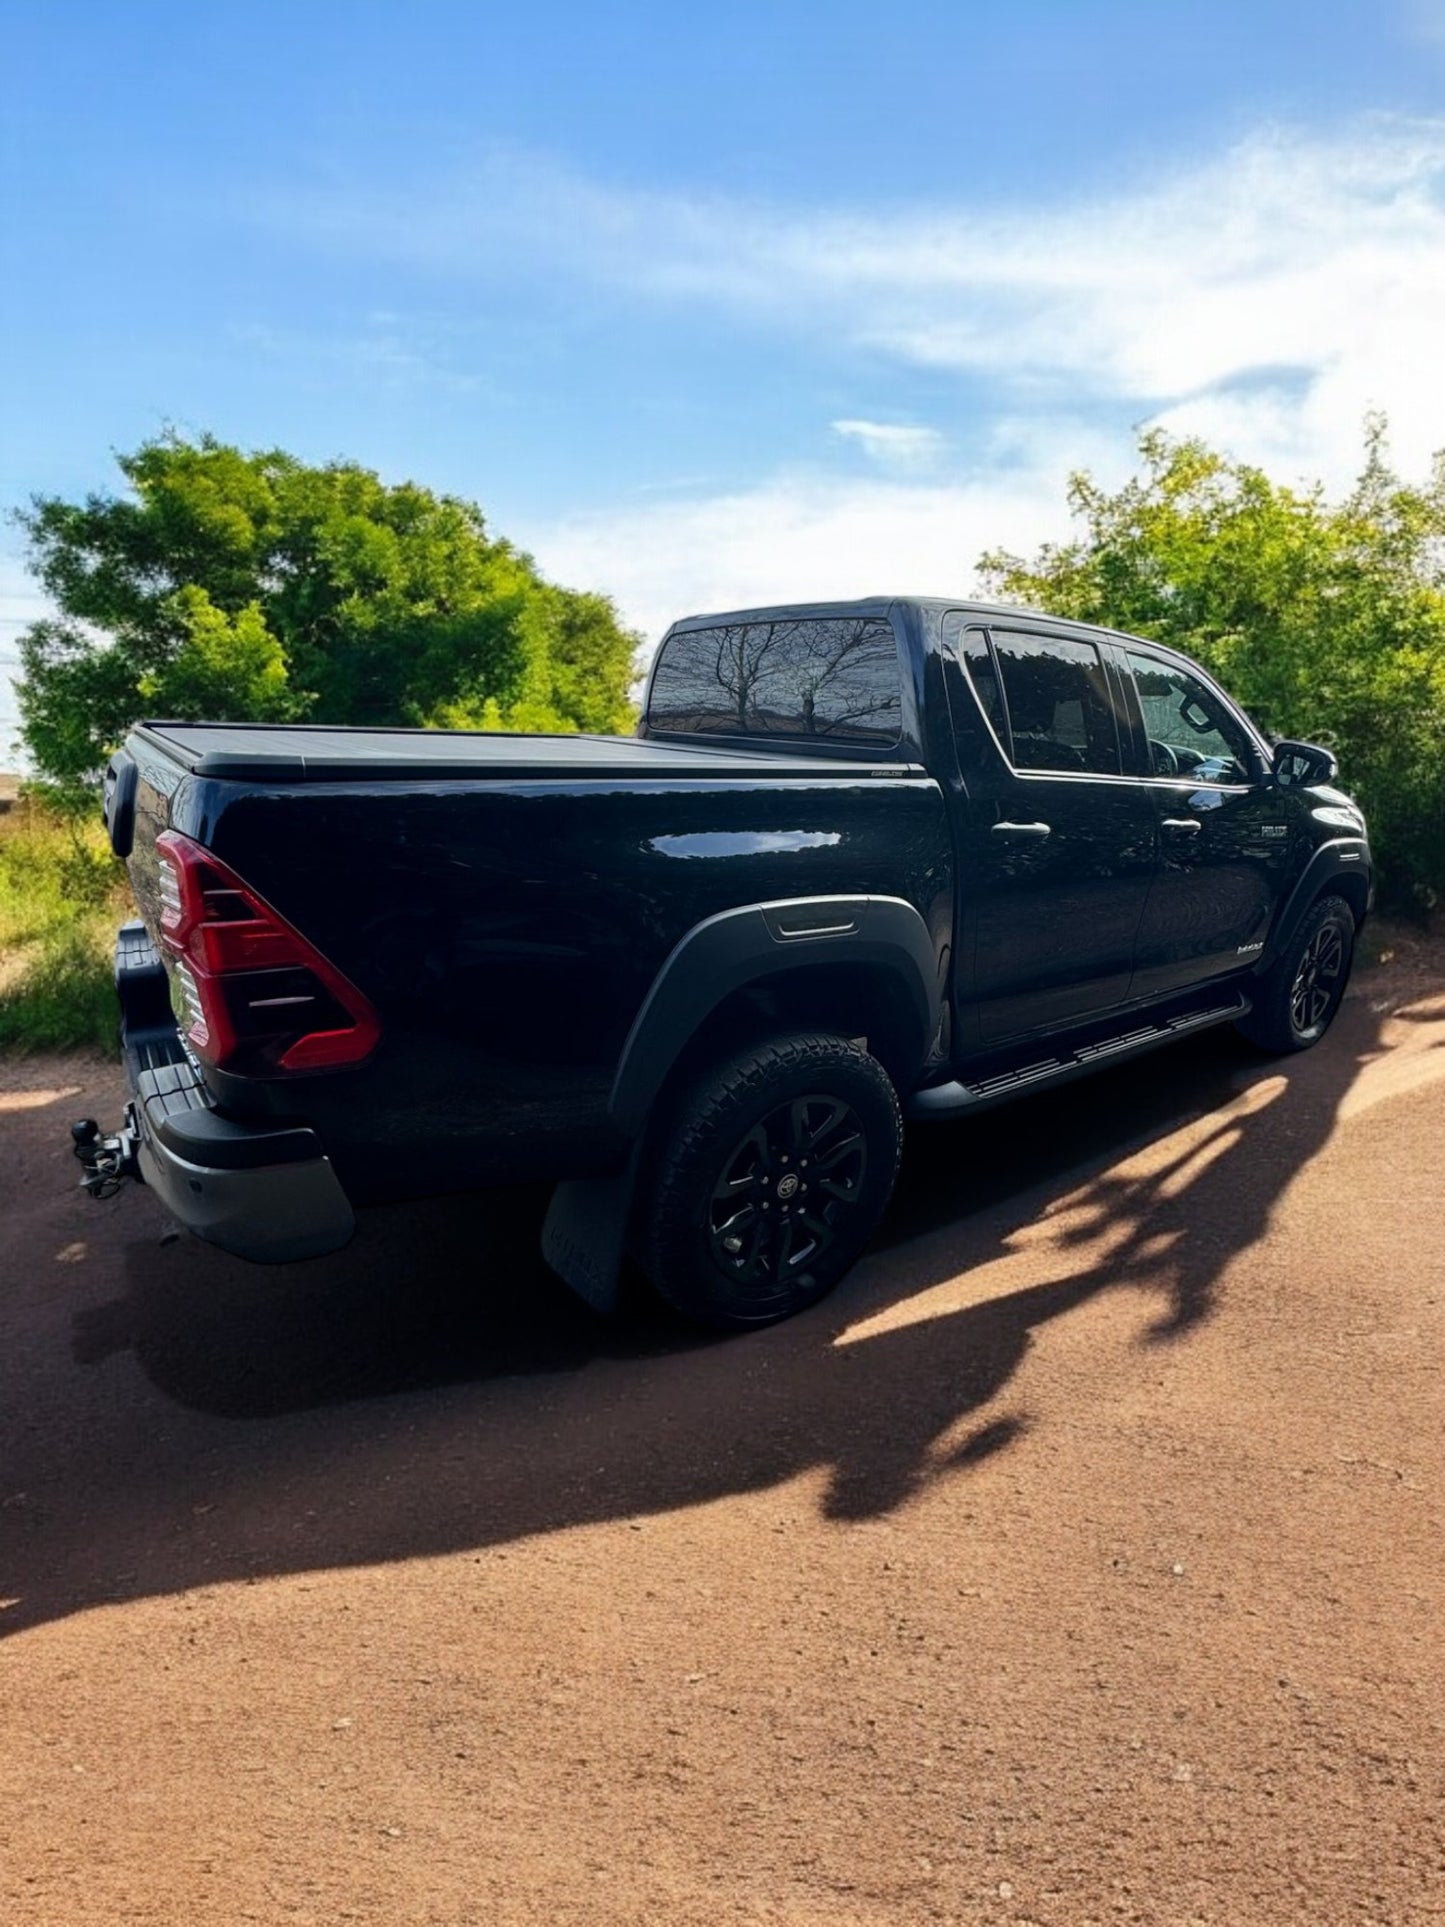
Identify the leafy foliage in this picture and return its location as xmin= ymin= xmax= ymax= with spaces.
xmin=0 ymin=792 xmax=128 ymax=1054
xmin=16 ymin=433 xmax=641 ymax=782
xmin=979 ymin=422 xmax=1445 ymax=907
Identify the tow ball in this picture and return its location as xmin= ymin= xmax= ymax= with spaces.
xmin=71 ymin=1116 xmax=140 ymax=1201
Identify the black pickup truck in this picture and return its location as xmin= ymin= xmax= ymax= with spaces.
xmin=81 ymin=597 xmax=1370 ymax=1327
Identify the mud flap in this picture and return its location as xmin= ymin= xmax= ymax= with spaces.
xmin=540 ymin=1142 xmax=643 ymax=1315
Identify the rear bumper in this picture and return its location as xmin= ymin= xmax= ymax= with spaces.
xmin=134 ymin=1128 xmax=355 ymax=1263
xmin=116 ymin=922 xmax=356 ymax=1262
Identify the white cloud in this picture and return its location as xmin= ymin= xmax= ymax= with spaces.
xmin=273 ymin=116 xmax=1445 ymax=646
xmin=519 ymin=443 xmax=1116 ymax=651
xmin=0 ymin=117 xmax=1425 ymax=689
xmin=479 ymin=118 xmax=1445 ymax=643
xmin=282 ymin=116 xmax=1445 ymax=486
xmin=831 ymin=420 xmax=945 ymax=469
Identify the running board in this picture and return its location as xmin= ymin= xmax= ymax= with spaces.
xmin=907 ymin=994 xmax=1252 ymax=1120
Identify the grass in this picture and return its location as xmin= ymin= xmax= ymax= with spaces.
xmin=0 ymin=791 xmax=130 ymax=1054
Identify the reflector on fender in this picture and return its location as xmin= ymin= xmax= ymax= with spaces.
xmin=153 ymin=831 xmax=380 ymax=1075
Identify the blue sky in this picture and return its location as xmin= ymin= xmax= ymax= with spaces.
xmin=5 ymin=0 xmax=1445 ymax=752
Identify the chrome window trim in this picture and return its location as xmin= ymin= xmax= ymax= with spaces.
xmin=947 ymin=617 xmax=1160 ymax=787
xmin=946 ymin=614 xmax=1269 ymax=790
xmin=1017 ymin=769 xmax=1255 ymax=793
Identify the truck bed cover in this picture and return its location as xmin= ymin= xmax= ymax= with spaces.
xmin=135 ymin=722 xmax=922 ymax=784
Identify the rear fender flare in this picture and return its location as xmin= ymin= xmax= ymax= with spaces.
xmin=608 ymin=894 xmax=940 ymax=1137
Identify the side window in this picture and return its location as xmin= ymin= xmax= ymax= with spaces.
xmin=991 ymin=631 xmax=1122 ymax=777
xmin=942 ymin=614 xmax=1007 ymax=746
xmin=1125 ymin=651 xmax=1255 ymax=785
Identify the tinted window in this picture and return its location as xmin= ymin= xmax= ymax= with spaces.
xmin=1125 ymin=650 xmax=1255 ymax=785
xmin=991 ymin=631 xmax=1122 ymax=776
xmin=647 ymin=616 xmax=902 ymax=745
xmin=943 ymin=614 xmax=1007 ymax=743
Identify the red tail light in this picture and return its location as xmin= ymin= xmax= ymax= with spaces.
xmin=154 ymin=830 xmax=379 ymax=1075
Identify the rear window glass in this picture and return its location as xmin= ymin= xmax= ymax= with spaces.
xmin=647 ymin=616 xmax=903 ymax=746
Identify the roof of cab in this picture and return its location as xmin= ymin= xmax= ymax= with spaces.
xmin=661 ymin=594 xmax=1076 ymax=632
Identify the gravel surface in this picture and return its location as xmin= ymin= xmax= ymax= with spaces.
xmin=2 ymin=938 xmax=1443 ymax=1925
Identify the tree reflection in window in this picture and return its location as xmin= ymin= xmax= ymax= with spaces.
xmin=648 ymin=617 xmax=902 ymax=745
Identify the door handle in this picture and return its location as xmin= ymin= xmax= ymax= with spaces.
xmin=992 ymin=820 xmax=1051 ymax=837
xmin=1161 ymin=818 xmax=1202 ymax=834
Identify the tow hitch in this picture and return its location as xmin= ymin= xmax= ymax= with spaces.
xmin=71 ymin=1114 xmax=141 ymax=1200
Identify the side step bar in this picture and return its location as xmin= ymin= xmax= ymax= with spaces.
xmin=907 ymin=994 xmax=1252 ymax=1121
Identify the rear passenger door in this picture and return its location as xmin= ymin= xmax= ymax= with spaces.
xmin=945 ymin=618 xmax=1159 ymax=1049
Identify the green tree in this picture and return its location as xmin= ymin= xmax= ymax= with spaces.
xmin=979 ymin=422 xmax=1445 ymax=908
xmin=16 ymin=432 xmax=640 ymax=783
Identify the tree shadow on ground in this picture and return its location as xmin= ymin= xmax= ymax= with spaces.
xmin=1 ymin=983 xmax=1431 ymax=1636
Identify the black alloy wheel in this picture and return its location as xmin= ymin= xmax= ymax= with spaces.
xmin=1288 ymin=916 xmax=1348 ymax=1041
xmin=638 ymin=1032 xmax=903 ymax=1328
xmin=706 ymin=1092 xmax=869 ymax=1293
xmin=1237 ymin=894 xmax=1355 ymax=1054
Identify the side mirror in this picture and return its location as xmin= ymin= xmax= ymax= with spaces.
xmin=1272 ymin=739 xmax=1338 ymax=788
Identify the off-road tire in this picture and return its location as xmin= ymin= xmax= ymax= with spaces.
xmin=1236 ymin=894 xmax=1355 ymax=1054
xmin=638 ymin=1032 xmax=903 ymax=1329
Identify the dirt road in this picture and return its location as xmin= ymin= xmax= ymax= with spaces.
xmin=2 ymin=945 xmax=1443 ymax=1926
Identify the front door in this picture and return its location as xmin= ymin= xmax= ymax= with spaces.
xmin=946 ymin=620 xmax=1159 ymax=1049
xmin=1119 ymin=644 xmax=1293 ymax=997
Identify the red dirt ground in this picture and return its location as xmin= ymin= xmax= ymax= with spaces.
xmin=2 ymin=933 xmax=1443 ymax=1925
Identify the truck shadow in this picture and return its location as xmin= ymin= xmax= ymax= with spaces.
xmin=73 ymin=1030 xmax=1282 ymax=1419
xmin=3 ymin=983 xmax=1435 ymax=1636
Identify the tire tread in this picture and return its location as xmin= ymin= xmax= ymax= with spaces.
xmin=639 ymin=1032 xmax=902 ymax=1328
xmin=1237 ymin=893 xmax=1354 ymax=1054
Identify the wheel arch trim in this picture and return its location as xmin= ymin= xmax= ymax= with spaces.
xmin=1260 ymin=837 xmax=1371 ymax=971
xmin=608 ymin=894 xmax=940 ymax=1136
